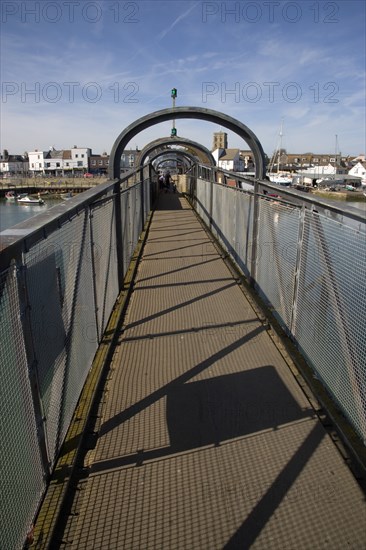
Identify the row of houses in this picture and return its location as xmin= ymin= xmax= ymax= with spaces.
xmin=211 ymin=132 xmax=366 ymax=184
xmin=1 ymin=135 xmax=366 ymax=183
xmin=212 ymin=131 xmax=365 ymax=170
xmin=0 ymin=147 xmax=141 ymax=177
xmin=211 ymin=147 xmax=366 ymax=181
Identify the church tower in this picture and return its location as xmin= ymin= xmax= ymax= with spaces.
xmin=212 ymin=131 xmax=228 ymax=151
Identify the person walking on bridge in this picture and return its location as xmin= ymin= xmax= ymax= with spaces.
xmin=164 ymin=171 xmax=172 ymax=193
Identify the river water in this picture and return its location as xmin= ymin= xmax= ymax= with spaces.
xmin=0 ymin=197 xmax=62 ymax=232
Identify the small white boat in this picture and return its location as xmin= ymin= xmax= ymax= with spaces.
xmin=18 ymin=195 xmax=45 ymax=205
xmin=5 ymin=191 xmax=29 ymax=200
xmin=60 ymin=191 xmax=73 ymax=200
xmin=5 ymin=191 xmax=16 ymax=200
xmin=268 ymin=174 xmax=293 ymax=186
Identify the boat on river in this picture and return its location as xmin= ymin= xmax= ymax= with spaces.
xmin=5 ymin=191 xmax=17 ymax=200
xmin=5 ymin=191 xmax=30 ymax=200
xmin=268 ymin=174 xmax=293 ymax=186
xmin=17 ymin=195 xmax=45 ymax=205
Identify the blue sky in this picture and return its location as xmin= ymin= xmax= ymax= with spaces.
xmin=1 ymin=0 xmax=365 ymax=157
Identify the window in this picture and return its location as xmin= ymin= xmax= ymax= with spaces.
xmin=65 ymin=162 xmax=69 ymax=167
xmin=77 ymin=161 xmax=83 ymax=167
xmin=81 ymin=154 xmax=84 ymax=158
xmin=92 ymin=160 xmax=96 ymax=165
xmin=99 ymin=160 xmax=103 ymax=165
xmin=56 ymin=163 xmax=60 ymax=167
xmin=75 ymin=154 xmax=79 ymax=158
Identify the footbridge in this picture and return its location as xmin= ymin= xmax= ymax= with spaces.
xmin=1 ymin=108 xmax=366 ymax=550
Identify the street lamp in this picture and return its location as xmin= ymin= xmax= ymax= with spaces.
xmin=171 ymin=88 xmax=177 ymax=137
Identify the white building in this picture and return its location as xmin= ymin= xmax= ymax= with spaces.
xmin=212 ymin=148 xmax=244 ymax=172
xmin=299 ymin=163 xmax=347 ymax=177
xmin=0 ymin=153 xmax=29 ymax=175
xmin=348 ymin=162 xmax=366 ymax=186
xmin=69 ymin=146 xmax=91 ymax=171
xmin=44 ymin=149 xmax=64 ymax=175
xmin=28 ymin=150 xmax=46 ymax=174
xmin=28 ymin=146 xmax=91 ymax=175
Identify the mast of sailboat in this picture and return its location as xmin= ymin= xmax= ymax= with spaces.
xmin=269 ymin=118 xmax=284 ymax=174
xmin=334 ymin=134 xmax=338 ymax=180
xmin=277 ymin=118 xmax=284 ymax=173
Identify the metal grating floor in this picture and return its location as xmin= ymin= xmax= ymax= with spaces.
xmin=58 ymin=193 xmax=366 ymax=549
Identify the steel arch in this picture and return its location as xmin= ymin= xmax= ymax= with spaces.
xmin=137 ymin=136 xmax=216 ymax=167
xmin=109 ymin=106 xmax=266 ymax=179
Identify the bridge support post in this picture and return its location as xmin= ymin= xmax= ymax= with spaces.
xmin=139 ymin=167 xmax=144 ymax=230
xmin=114 ymin=180 xmax=124 ymax=290
xmin=250 ymin=179 xmax=259 ymax=285
xmin=209 ymin=167 xmax=214 ymax=231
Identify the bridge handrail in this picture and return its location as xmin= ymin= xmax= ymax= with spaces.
xmin=193 ymin=162 xmax=366 ymax=225
xmin=192 ymin=169 xmax=366 ymax=454
xmin=0 ymin=170 xmax=145 ymax=272
xmin=0 ymin=168 xmax=151 ymax=550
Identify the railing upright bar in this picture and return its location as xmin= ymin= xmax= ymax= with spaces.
xmin=140 ymin=168 xmax=144 ymax=229
xmin=290 ymin=204 xmax=306 ymax=336
xmin=89 ymin=208 xmax=100 ymax=344
xmin=113 ymin=179 xmax=124 ymax=291
xmin=250 ymin=178 xmax=260 ymax=285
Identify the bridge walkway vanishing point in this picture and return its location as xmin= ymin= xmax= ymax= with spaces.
xmin=53 ymin=192 xmax=366 ymax=549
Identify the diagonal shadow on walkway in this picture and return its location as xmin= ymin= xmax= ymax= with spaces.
xmin=142 ymin=240 xmax=209 ymax=258
xmin=224 ymin=422 xmax=325 ymax=549
xmin=137 ymin=256 xmax=221 ymax=283
xmin=99 ymin=325 xmax=266 ymax=437
xmin=120 ymin=318 xmax=258 ymax=343
xmin=124 ymin=280 xmax=237 ymax=330
xmin=93 ymin=364 xmax=315 ymax=474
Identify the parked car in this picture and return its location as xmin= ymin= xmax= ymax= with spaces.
xmin=83 ymin=173 xmax=93 ymax=178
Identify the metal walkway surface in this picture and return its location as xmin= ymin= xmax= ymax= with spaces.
xmin=57 ymin=193 xmax=366 ymax=549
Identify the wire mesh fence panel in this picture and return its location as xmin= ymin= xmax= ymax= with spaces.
xmin=128 ymin=185 xmax=138 ymax=263
xmin=90 ymin=197 xmax=119 ymax=339
xmin=234 ymin=191 xmax=253 ymax=278
xmin=255 ymin=199 xmax=301 ymax=330
xmin=0 ymin=173 xmax=150 ymax=548
xmin=132 ymin=183 xmax=143 ymax=253
xmin=23 ymin=210 xmax=98 ymax=464
xmin=294 ymin=210 xmax=366 ymax=442
xmin=0 ymin=263 xmax=45 ymax=550
xmin=121 ymin=190 xmax=131 ymax=278
xmin=193 ymin=174 xmax=366 ymax=442
xmin=211 ymin=184 xmax=226 ymax=244
xmin=143 ymin=180 xmax=149 ymax=224
xmin=222 ymin=184 xmax=237 ymax=257
xmin=196 ymin=178 xmax=211 ymax=226
xmin=59 ymin=210 xmax=99 ymax=445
